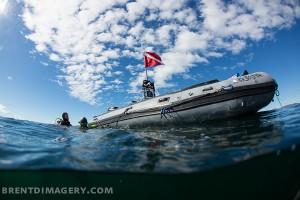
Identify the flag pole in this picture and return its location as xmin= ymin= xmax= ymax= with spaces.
xmin=144 ymin=51 xmax=148 ymax=81
xmin=145 ymin=68 xmax=148 ymax=81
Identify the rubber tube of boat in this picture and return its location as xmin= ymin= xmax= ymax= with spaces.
xmin=275 ymin=90 xmax=282 ymax=107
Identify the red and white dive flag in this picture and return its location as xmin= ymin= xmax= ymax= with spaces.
xmin=144 ymin=51 xmax=163 ymax=68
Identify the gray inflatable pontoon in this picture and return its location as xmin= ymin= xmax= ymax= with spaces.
xmin=91 ymin=72 xmax=277 ymax=128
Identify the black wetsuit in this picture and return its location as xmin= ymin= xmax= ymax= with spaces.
xmin=60 ymin=120 xmax=71 ymax=127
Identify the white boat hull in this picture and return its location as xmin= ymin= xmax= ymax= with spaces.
xmin=91 ymin=72 xmax=277 ymax=128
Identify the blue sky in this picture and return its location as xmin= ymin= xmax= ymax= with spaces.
xmin=0 ymin=0 xmax=299 ymax=124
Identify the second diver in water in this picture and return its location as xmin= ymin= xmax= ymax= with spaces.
xmin=79 ymin=117 xmax=88 ymax=129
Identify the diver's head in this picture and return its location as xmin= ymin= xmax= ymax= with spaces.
xmin=143 ymin=80 xmax=149 ymax=86
xmin=79 ymin=117 xmax=88 ymax=128
xmin=62 ymin=112 xmax=69 ymax=121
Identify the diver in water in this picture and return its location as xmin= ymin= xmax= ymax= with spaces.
xmin=79 ymin=117 xmax=88 ymax=129
xmin=59 ymin=112 xmax=72 ymax=127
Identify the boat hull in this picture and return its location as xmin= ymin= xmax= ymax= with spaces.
xmin=91 ymin=72 xmax=277 ymax=129
xmin=106 ymin=91 xmax=274 ymax=128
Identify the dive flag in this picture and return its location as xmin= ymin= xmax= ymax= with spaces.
xmin=144 ymin=51 xmax=163 ymax=68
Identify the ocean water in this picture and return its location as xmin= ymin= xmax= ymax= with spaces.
xmin=0 ymin=103 xmax=300 ymax=173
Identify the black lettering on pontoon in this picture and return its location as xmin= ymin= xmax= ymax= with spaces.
xmin=237 ymin=73 xmax=263 ymax=82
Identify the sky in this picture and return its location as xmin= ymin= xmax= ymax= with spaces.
xmin=0 ymin=0 xmax=299 ymax=124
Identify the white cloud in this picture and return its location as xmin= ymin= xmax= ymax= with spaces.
xmin=40 ymin=61 xmax=49 ymax=66
xmin=7 ymin=76 xmax=13 ymax=80
xmin=111 ymin=79 xmax=123 ymax=85
xmin=21 ymin=0 xmax=300 ymax=103
xmin=126 ymin=64 xmax=144 ymax=76
xmin=175 ymin=30 xmax=210 ymax=52
xmin=113 ymin=71 xmax=123 ymax=76
xmin=0 ymin=104 xmax=21 ymax=119
xmin=153 ymin=51 xmax=208 ymax=87
xmin=49 ymin=53 xmax=61 ymax=62
xmin=0 ymin=0 xmax=8 ymax=14
xmin=0 ymin=104 xmax=9 ymax=114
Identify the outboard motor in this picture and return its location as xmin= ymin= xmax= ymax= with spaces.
xmin=142 ymin=80 xmax=155 ymax=99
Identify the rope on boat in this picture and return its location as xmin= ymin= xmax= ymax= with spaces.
xmin=275 ymin=89 xmax=282 ymax=107
xmin=161 ymin=106 xmax=174 ymax=119
xmin=123 ymin=107 xmax=133 ymax=115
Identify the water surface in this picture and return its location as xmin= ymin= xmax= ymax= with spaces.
xmin=0 ymin=104 xmax=300 ymax=173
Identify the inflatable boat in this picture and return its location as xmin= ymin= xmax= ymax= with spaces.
xmin=90 ymin=72 xmax=277 ymax=128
